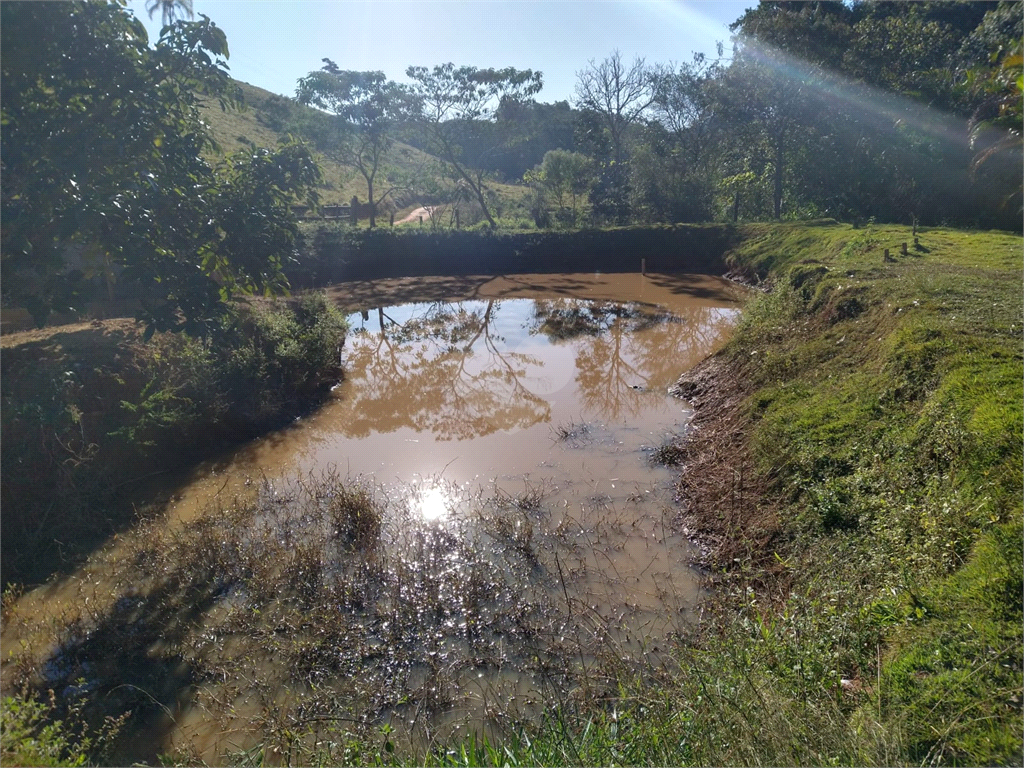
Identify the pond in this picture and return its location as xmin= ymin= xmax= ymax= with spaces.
xmin=3 ymin=272 xmax=743 ymax=764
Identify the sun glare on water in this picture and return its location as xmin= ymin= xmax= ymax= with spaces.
xmin=412 ymin=484 xmax=451 ymax=522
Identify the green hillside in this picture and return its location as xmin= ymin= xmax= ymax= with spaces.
xmin=200 ymin=80 xmax=531 ymax=222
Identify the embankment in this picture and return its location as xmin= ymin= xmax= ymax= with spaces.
xmin=289 ymin=223 xmax=737 ymax=286
xmin=657 ymin=222 xmax=1022 ymax=765
xmin=473 ymin=222 xmax=1021 ymax=768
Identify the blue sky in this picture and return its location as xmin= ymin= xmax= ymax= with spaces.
xmin=127 ymin=0 xmax=754 ymax=104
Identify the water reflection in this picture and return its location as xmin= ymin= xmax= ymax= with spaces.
xmin=334 ymin=301 xmax=550 ymax=441
xmin=87 ymin=281 xmax=740 ymax=530
xmin=410 ymin=483 xmax=454 ymax=522
xmin=332 ymin=296 xmax=737 ymax=441
xmin=529 ymin=300 xmax=735 ymax=421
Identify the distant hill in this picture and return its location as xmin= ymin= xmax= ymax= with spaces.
xmin=200 ymin=80 xmax=530 ymax=221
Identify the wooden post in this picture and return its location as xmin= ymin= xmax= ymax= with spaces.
xmin=419 ymin=215 xmax=423 ymax=227
xmin=641 ymin=257 xmax=646 ymax=275
xmin=390 ymin=211 xmax=395 ymax=227
xmin=884 ymin=248 xmax=892 ymax=262
xmin=901 ymin=242 xmax=908 ymax=256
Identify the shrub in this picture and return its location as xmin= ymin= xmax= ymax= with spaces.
xmin=214 ymin=293 xmax=347 ymax=427
xmin=0 ymin=691 xmax=123 ymax=767
xmin=1 ymin=292 xmax=347 ymax=587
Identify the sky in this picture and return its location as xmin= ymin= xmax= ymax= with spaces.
xmin=126 ymin=0 xmax=754 ymax=104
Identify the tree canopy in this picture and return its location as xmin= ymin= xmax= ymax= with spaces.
xmin=4 ymin=0 xmax=1020 ymax=323
xmin=280 ymin=3 xmax=1020 ymax=231
xmin=296 ymin=62 xmax=407 ymax=227
xmin=401 ymin=64 xmax=543 ymax=228
xmin=1 ymin=0 xmax=321 ymax=332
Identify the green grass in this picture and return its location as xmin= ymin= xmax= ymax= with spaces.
xmin=425 ymin=222 xmax=1023 ymax=767
xmin=729 ymin=224 xmax=1022 ymax=765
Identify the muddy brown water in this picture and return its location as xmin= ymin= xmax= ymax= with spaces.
xmin=2 ymin=272 xmax=743 ymax=763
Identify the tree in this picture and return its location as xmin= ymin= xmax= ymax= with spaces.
xmin=715 ymin=32 xmax=826 ymax=220
xmin=628 ymin=53 xmax=723 ymax=222
xmin=146 ymin=0 xmax=194 ymax=27
xmin=1 ymin=1 xmax=321 ymax=332
xmin=296 ymin=62 xmax=404 ymax=227
xmin=402 ymin=63 xmax=543 ymax=228
xmin=629 ymin=123 xmax=716 ymax=223
xmin=573 ymin=51 xmax=656 ymax=224
xmin=723 ymin=4 xmax=854 ymax=220
xmin=651 ymin=53 xmax=722 ymax=169
xmin=574 ymin=51 xmax=656 ymax=167
xmin=730 ymin=2 xmax=853 ymax=70
xmin=965 ymin=39 xmax=1022 ymax=212
xmin=528 ymin=149 xmax=594 ymax=221
xmin=490 ymin=99 xmax=578 ymax=180
xmin=718 ymin=0 xmax=1020 ymax=227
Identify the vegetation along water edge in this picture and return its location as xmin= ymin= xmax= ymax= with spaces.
xmin=2 ymin=0 xmax=1022 ymax=763
xmin=2 ymin=222 xmax=1020 ymax=766
xmin=0 ymin=294 xmax=348 ymax=589
xmin=471 ymin=221 xmax=1023 ymax=768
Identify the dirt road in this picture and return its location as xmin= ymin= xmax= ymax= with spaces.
xmin=394 ymin=206 xmax=435 ymax=225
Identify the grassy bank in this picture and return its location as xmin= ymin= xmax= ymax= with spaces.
xmin=465 ymin=221 xmax=1022 ymax=767
xmin=0 ymin=293 xmax=346 ymax=588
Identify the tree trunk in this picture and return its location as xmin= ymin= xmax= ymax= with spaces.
xmin=466 ymin=174 xmax=497 ymax=229
xmin=367 ymin=175 xmax=376 ymax=228
xmin=436 ymin=133 xmax=497 ymax=228
xmin=773 ymin=133 xmax=784 ymax=220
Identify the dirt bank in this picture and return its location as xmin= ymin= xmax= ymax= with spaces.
xmin=669 ymin=356 xmax=785 ymax=582
xmin=1 ymin=316 xmax=143 ymax=349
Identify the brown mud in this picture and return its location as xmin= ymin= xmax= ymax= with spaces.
xmin=669 ymin=355 xmax=788 ymax=591
xmin=322 ymin=272 xmax=739 ymax=311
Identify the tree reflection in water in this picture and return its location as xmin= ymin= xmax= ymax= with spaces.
xmin=530 ymin=299 xmax=735 ymax=421
xmin=330 ymin=296 xmax=736 ymax=441
xmin=334 ymin=300 xmax=550 ymax=440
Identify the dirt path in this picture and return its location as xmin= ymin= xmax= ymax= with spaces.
xmin=394 ymin=205 xmax=435 ymax=225
xmin=0 ymin=317 xmax=141 ymax=348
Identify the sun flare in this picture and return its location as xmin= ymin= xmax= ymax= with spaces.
xmin=413 ymin=484 xmax=450 ymax=521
